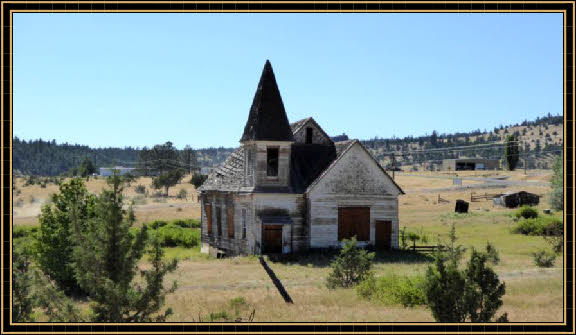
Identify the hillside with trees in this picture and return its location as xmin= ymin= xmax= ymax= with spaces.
xmin=13 ymin=113 xmax=563 ymax=176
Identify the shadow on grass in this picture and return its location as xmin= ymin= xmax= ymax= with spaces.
xmin=266 ymin=248 xmax=435 ymax=268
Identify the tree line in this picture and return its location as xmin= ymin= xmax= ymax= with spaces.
xmin=13 ymin=113 xmax=563 ymax=176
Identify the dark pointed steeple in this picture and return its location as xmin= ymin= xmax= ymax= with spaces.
xmin=240 ymin=60 xmax=295 ymax=142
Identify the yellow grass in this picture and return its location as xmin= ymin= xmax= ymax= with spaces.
xmin=15 ymin=169 xmax=564 ymax=322
xmin=12 ymin=176 xmax=201 ymax=226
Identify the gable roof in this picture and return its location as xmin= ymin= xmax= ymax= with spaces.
xmin=289 ymin=117 xmax=334 ymax=144
xmin=305 ymin=140 xmax=405 ymax=195
xmin=240 ymin=60 xmax=295 ymax=142
xmin=200 ymin=121 xmax=404 ymax=195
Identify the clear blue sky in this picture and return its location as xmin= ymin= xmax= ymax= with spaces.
xmin=14 ymin=13 xmax=563 ymax=149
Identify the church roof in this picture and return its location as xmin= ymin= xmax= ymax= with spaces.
xmin=240 ymin=60 xmax=295 ymax=142
xmin=197 ymin=146 xmax=245 ymax=192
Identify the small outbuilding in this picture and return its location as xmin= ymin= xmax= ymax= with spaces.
xmin=497 ymin=191 xmax=540 ymax=208
xmin=442 ymin=158 xmax=500 ymax=171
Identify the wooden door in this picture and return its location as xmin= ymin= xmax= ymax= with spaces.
xmin=375 ymin=220 xmax=392 ymax=250
xmin=338 ymin=207 xmax=370 ymax=241
xmin=262 ymin=225 xmax=283 ymax=254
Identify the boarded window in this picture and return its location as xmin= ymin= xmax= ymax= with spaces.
xmin=338 ymin=207 xmax=370 ymax=241
xmin=227 ymin=206 xmax=234 ymax=238
xmin=242 ymin=208 xmax=247 ymax=239
xmin=216 ymin=207 xmax=222 ymax=237
xmin=306 ymin=127 xmax=313 ymax=144
xmin=205 ymin=203 xmax=212 ymax=235
xmin=266 ymin=147 xmax=279 ymax=177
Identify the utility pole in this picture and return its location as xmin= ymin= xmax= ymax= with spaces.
xmin=523 ymin=140 xmax=527 ymax=175
xmin=392 ymin=154 xmax=396 ymax=180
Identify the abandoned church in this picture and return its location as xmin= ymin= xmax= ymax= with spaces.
xmin=198 ymin=60 xmax=404 ymax=256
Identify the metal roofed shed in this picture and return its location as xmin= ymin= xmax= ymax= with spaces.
xmin=442 ymin=158 xmax=500 ymax=171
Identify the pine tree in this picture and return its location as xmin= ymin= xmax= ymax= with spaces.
xmin=13 ymin=240 xmax=34 ymax=322
xmin=35 ymin=178 xmax=96 ymax=295
xmin=504 ymin=135 xmax=519 ymax=171
xmin=71 ymin=176 xmax=177 ymax=322
xmin=425 ymin=227 xmax=508 ymax=322
xmin=463 ymin=249 xmax=508 ymax=322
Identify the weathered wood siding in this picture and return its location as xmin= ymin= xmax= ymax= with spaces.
xmin=200 ymin=191 xmax=307 ymax=255
xmin=307 ymin=142 xmax=401 ymax=249
xmin=293 ymin=119 xmax=332 ymax=145
xmin=246 ymin=141 xmax=292 ymax=189
xmin=200 ymin=191 xmax=254 ymax=255
xmin=252 ymin=193 xmax=307 ymax=254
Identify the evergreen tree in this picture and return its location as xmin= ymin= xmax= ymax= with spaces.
xmin=13 ymin=240 xmax=34 ymax=322
xmin=326 ymin=237 xmax=375 ymax=289
xmin=153 ymin=170 xmax=185 ymax=196
xmin=549 ymin=154 xmax=563 ymax=210
xmin=425 ymin=227 xmax=508 ymax=322
xmin=504 ymin=135 xmax=519 ymax=171
xmin=463 ymin=249 xmax=508 ymax=322
xmin=71 ymin=176 xmax=177 ymax=322
xmin=35 ymin=178 xmax=96 ymax=295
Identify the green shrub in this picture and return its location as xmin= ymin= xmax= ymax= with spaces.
xmin=13 ymin=225 xmax=39 ymax=239
xmin=532 ymin=249 xmax=556 ymax=268
xmin=326 ymin=237 xmax=374 ymax=289
xmin=357 ymin=274 xmax=426 ymax=307
xmin=190 ymin=173 xmax=208 ymax=189
xmin=515 ymin=206 xmax=539 ymax=219
xmin=148 ymin=220 xmax=168 ymax=229
xmin=177 ymin=189 xmax=187 ymax=200
xmin=512 ymin=217 xmax=563 ymax=236
xmin=209 ymin=311 xmax=229 ymax=321
xmin=171 ymin=219 xmax=200 ymax=229
xmin=156 ymin=224 xmax=200 ymax=248
xmin=134 ymin=184 xmax=146 ymax=195
xmin=549 ymin=188 xmax=563 ymax=211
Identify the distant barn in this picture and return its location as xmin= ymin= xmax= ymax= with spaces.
xmin=442 ymin=158 xmax=500 ymax=171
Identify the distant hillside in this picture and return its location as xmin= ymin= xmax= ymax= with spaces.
xmin=13 ymin=113 xmax=563 ymax=176
xmin=363 ymin=113 xmax=563 ymax=171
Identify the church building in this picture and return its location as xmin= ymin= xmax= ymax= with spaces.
xmin=198 ymin=60 xmax=404 ymax=256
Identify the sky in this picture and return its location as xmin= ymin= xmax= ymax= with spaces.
xmin=13 ymin=13 xmax=563 ymax=149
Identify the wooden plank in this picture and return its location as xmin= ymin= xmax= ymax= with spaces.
xmin=206 ymin=203 xmax=212 ymax=235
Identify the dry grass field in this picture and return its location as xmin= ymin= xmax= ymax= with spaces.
xmin=13 ymin=170 xmax=564 ymax=322
xmin=12 ymin=176 xmax=201 ymax=226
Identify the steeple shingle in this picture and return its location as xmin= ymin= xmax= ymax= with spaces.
xmin=240 ymin=60 xmax=295 ymax=142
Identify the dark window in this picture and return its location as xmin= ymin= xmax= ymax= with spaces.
xmin=266 ymin=147 xmax=279 ymax=177
xmin=216 ymin=207 xmax=222 ymax=237
xmin=227 ymin=206 xmax=234 ymax=238
xmin=205 ymin=203 xmax=212 ymax=235
xmin=242 ymin=208 xmax=247 ymax=239
xmin=306 ymin=127 xmax=313 ymax=144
